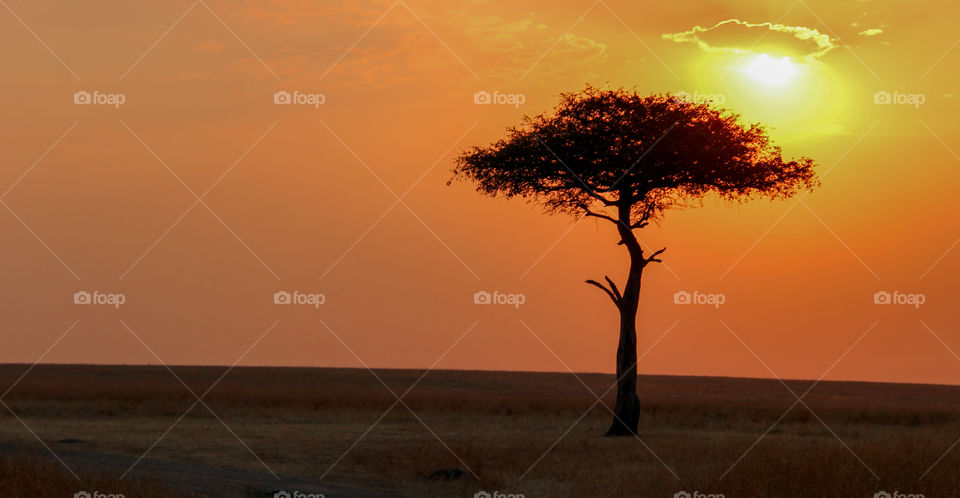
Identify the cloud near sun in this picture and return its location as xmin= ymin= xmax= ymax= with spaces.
xmin=662 ymin=19 xmax=838 ymax=62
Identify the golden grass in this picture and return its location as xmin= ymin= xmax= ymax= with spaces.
xmin=0 ymin=452 xmax=187 ymax=498
xmin=1 ymin=364 xmax=959 ymax=497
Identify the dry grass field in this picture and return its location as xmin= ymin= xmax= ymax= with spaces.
xmin=1 ymin=364 xmax=958 ymax=497
xmin=0 ymin=453 xmax=189 ymax=497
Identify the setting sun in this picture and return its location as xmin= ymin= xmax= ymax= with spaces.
xmin=740 ymin=53 xmax=801 ymax=85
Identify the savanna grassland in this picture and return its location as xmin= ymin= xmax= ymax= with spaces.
xmin=1 ymin=364 xmax=958 ymax=497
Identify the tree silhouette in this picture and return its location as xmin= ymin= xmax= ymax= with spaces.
xmin=452 ymin=86 xmax=819 ymax=436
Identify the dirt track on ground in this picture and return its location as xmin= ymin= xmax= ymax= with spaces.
xmin=0 ymin=442 xmax=395 ymax=498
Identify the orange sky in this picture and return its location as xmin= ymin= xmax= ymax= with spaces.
xmin=1 ymin=0 xmax=959 ymax=385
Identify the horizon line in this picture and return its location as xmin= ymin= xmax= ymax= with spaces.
xmin=1 ymin=362 xmax=957 ymax=389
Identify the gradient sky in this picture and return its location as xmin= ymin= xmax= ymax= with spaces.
xmin=1 ymin=0 xmax=959 ymax=385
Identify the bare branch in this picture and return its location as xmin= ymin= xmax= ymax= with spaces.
xmin=586 ymin=279 xmax=620 ymax=306
xmin=586 ymin=190 xmax=617 ymax=206
xmin=604 ymin=276 xmax=622 ymax=301
xmin=583 ymin=208 xmax=619 ymax=225
xmin=645 ymin=247 xmax=667 ymax=264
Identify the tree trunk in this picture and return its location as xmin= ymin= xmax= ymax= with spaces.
xmin=605 ymin=249 xmax=643 ymax=437
xmin=605 ymin=307 xmax=641 ymax=436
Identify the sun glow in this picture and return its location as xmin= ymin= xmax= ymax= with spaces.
xmin=740 ymin=54 xmax=800 ymax=86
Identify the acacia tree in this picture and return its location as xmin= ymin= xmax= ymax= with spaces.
xmin=452 ymin=87 xmax=818 ymax=436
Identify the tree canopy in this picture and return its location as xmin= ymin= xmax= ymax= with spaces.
xmin=452 ymin=86 xmax=819 ymax=230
